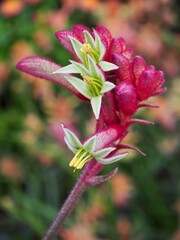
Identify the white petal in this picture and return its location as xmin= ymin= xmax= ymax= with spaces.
xmin=97 ymin=153 xmax=128 ymax=164
xmin=65 ymin=75 xmax=92 ymax=99
xmin=61 ymin=124 xmax=82 ymax=151
xmin=70 ymin=60 xmax=89 ymax=76
xmin=83 ymin=30 xmax=96 ymax=49
xmin=91 ymin=95 xmax=102 ymax=119
xmin=52 ymin=64 xmax=79 ymax=74
xmin=64 ymin=137 xmax=77 ymax=154
xmin=101 ymin=81 xmax=115 ymax=94
xmin=83 ymin=135 xmax=96 ymax=153
xmin=94 ymin=30 xmax=106 ymax=60
xmin=87 ymin=55 xmax=101 ymax=79
xmin=93 ymin=147 xmax=116 ymax=159
xmin=99 ymin=61 xmax=119 ymax=71
xmin=68 ymin=36 xmax=85 ymax=63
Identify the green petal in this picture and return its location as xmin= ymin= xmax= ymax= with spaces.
xmin=83 ymin=30 xmax=96 ymax=49
xmin=64 ymin=137 xmax=77 ymax=154
xmin=91 ymin=95 xmax=102 ymax=119
xmin=69 ymin=36 xmax=85 ymax=63
xmin=61 ymin=124 xmax=82 ymax=152
xmin=52 ymin=64 xmax=79 ymax=74
xmin=65 ymin=75 xmax=92 ymax=99
xmin=94 ymin=30 xmax=105 ymax=60
xmin=87 ymin=55 xmax=104 ymax=81
xmin=70 ymin=60 xmax=89 ymax=76
xmin=97 ymin=153 xmax=128 ymax=164
xmin=83 ymin=135 xmax=96 ymax=153
xmin=99 ymin=61 xmax=118 ymax=71
xmin=93 ymin=147 xmax=116 ymax=159
xmin=101 ymin=81 xmax=115 ymax=94
xmin=87 ymin=55 xmax=100 ymax=78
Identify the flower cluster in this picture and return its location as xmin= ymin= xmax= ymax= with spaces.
xmin=16 ymin=25 xmax=166 ymax=179
xmin=53 ymin=29 xmax=118 ymax=119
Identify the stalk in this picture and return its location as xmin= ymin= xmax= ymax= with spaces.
xmin=42 ymin=157 xmax=106 ymax=240
xmin=42 ymin=169 xmax=88 ymax=240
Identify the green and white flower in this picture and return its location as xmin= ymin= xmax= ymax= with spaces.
xmin=54 ymin=55 xmax=115 ymax=119
xmin=53 ymin=30 xmax=118 ymax=119
xmin=54 ymin=30 xmax=118 ymax=72
xmin=62 ymin=124 xmax=127 ymax=171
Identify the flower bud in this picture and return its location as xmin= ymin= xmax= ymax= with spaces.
xmin=137 ymin=67 xmax=165 ymax=101
xmin=115 ymin=82 xmax=138 ymax=116
xmin=112 ymin=54 xmax=133 ymax=83
xmin=132 ymin=56 xmax=165 ymax=101
xmin=110 ymin=38 xmax=133 ymax=60
xmin=132 ymin=56 xmax=146 ymax=85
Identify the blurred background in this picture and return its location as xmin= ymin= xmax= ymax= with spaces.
xmin=0 ymin=0 xmax=180 ymax=239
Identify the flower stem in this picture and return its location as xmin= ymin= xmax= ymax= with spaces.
xmin=42 ymin=170 xmax=88 ymax=240
xmin=42 ymin=125 xmax=122 ymax=240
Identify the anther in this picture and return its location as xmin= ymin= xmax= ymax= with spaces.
xmin=69 ymin=148 xmax=94 ymax=170
xmin=83 ymin=76 xmax=92 ymax=84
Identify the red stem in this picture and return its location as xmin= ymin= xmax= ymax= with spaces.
xmin=42 ymin=159 xmax=104 ymax=240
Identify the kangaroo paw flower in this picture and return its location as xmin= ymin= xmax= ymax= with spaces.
xmin=62 ymin=124 xmax=127 ymax=171
xmin=55 ymin=55 xmax=115 ymax=119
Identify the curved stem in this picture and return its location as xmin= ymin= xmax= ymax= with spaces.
xmin=42 ymin=170 xmax=88 ymax=240
xmin=42 ymin=123 xmax=128 ymax=240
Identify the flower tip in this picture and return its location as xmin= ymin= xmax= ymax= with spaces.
xmin=91 ymin=96 xmax=102 ymax=120
xmin=16 ymin=58 xmax=27 ymax=71
xmin=68 ymin=35 xmax=75 ymax=42
xmin=16 ymin=61 xmax=21 ymax=70
xmin=61 ymin=123 xmax=66 ymax=135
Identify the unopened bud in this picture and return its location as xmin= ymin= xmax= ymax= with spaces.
xmin=115 ymin=82 xmax=138 ymax=115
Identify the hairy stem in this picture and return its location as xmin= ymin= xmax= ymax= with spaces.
xmin=42 ymin=170 xmax=88 ymax=240
xmin=42 ymin=124 xmax=127 ymax=240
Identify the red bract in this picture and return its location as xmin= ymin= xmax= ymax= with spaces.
xmin=16 ymin=56 xmax=87 ymax=101
xmin=55 ymin=25 xmax=90 ymax=57
xmin=94 ymin=25 xmax=112 ymax=51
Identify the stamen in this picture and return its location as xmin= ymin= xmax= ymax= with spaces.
xmin=69 ymin=148 xmax=94 ymax=170
xmin=91 ymin=78 xmax=103 ymax=96
xmin=82 ymin=43 xmax=92 ymax=53
xmin=80 ymin=47 xmax=87 ymax=55
xmin=80 ymin=43 xmax=99 ymax=62
xmin=83 ymin=76 xmax=92 ymax=84
xmin=80 ymin=43 xmax=91 ymax=55
xmin=83 ymin=75 xmax=103 ymax=96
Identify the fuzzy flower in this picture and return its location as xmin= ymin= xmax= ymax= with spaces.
xmin=55 ymin=26 xmax=118 ymax=69
xmin=54 ymin=55 xmax=115 ymax=119
xmin=53 ymin=29 xmax=118 ymax=119
xmin=62 ymin=124 xmax=127 ymax=171
xmin=64 ymin=30 xmax=117 ymax=70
